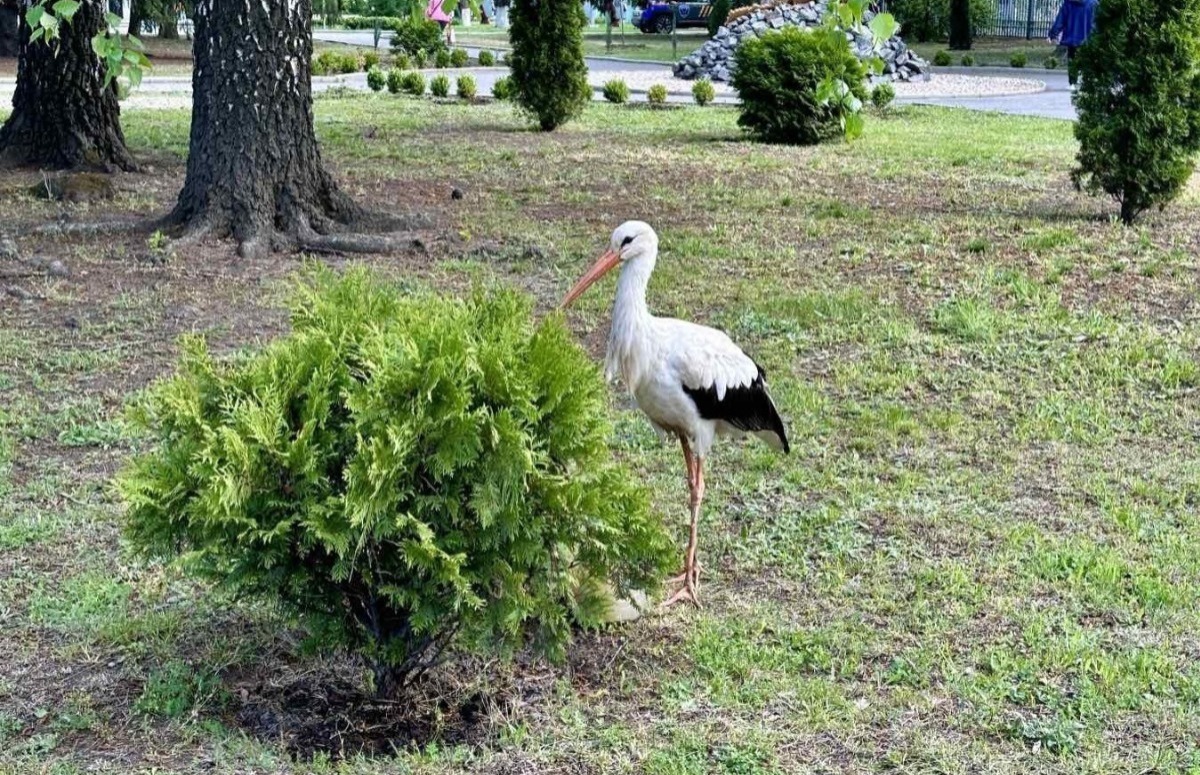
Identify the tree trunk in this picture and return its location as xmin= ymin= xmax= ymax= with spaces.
xmin=166 ymin=0 xmax=361 ymax=258
xmin=0 ymin=0 xmax=135 ymax=170
xmin=0 ymin=2 xmax=19 ymax=59
xmin=948 ymin=0 xmax=972 ymax=50
xmin=128 ymin=0 xmax=147 ymax=36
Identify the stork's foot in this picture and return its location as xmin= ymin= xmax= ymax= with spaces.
xmin=661 ymin=574 xmax=701 ymax=608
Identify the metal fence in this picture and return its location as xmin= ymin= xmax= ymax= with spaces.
xmin=980 ymin=0 xmax=1060 ymax=39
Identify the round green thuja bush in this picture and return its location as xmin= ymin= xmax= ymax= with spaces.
xmin=933 ymin=50 xmax=952 ymax=66
xmin=430 ymin=73 xmax=451 ymax=97
xmin=120 ymin=267 xmax=674 ymax=693
xmin=731 ymin=27 xmax=868 ymax=145
xmin=390 ymin=17 xmax=445 ymax=57
xmin=478 ymin=49 xmax=495 ymax=66
xmin=450 ymin=48 xmax=469 ymax=67
xmin=960 ymin=53 xmax=975 ymax=66
xmin=692 ymin=78 xmax=715 ymax=106
xmin=386 ymin=67 xmax=404 ymax=94
xmin=363 ymin=51 xmax=382 ymax=71
xmin=871 ymin=82 xmax=896 ymax=111
xmin=647 ymin=83 xmax=668 ymax=105
xmin=402 ymin=71 xmax=427 ymax=96
xmin=491 ymin=74 xmax=516 ymax=100
xmin=367 ymin=66 xmax=387 ymax=92
xmin=1010 ymin=52 xmax=1027 ymax=68
xmin=435 ymin=49 xmax=452 ymax=68
xmin=602 ymin=79 xmax=630 ymax=104
xmin=457 ymin=74 xmax=478 ymax=100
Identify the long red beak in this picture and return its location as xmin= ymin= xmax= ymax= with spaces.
xmin=559 ymin=249 xmax=621 ymax=309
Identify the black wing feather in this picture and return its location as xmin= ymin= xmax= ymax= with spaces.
xmin=682 ymin=364 xmax=790 ymax=454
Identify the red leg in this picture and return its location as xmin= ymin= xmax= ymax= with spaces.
xmin=664 ymin=455 xmax=705 ymax=608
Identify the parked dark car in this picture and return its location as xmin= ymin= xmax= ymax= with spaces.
xmin=633 ymin=1 xmax=713 ymax=33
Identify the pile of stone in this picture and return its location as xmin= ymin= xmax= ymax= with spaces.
xmin=673 ymin=0 xmax=929 ymax=83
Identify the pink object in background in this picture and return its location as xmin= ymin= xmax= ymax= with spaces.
xmin=426 ymin=0 xmax=452 ymax=23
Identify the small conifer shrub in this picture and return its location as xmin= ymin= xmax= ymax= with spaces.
xmin=386 ymin=67 xmax=404 ymax=94
xmin=478 ymin=49 xmax=495 ymax=66
xmin=402 ymin=71 xmax=426 ymax=96
xmin=1043 ymin=55 xmax=1059 ymax=69
xmin=647 ymin=83 xmax=668 ymax=105
xmin=871 ymin=82 xmax=896 ymax=111
xmin=491 ymin=75 xmax=516 ymax=100
xmin=450 ymin=48 xmax=469 ymax=67
xmin=457 ymin=74 xmax=478 ymax=100
xmin=390 ymin=17 xmax=445 ymax=58
xmin=933 ymin=50 xmax=952 ymax=66
xmin=120 ymin=268 xmax=674 ymax=693
xmin=692 ymin=78 xmax=715 ymax=106
xmin=602 ymin=79 xmax=630 ymax=104
xmin=430 ymin=73 xmax=451 ymax=97
xmin=367 ymin=66 xmax=386 ymax=92
xmin=435 ymin=48 xmax=452 ymax=68
xmin=1010 ymin=51 xmax=1026 ymax=68
xmin=732 ymin=26 xmax=868 ymax=145
xmin=393 ymin=51 xmax=411 ymax=70
xmin=510 ymin=0 xmax=591 ymax=130
xmin=1072 ymin=0 xmax=1200 ymax=223
xmin=708 ymin=0 xmax=731 ymax=35
xmin=363 ymin=51 xmax=381 ymax=71
xmin=960 ymin=53 xmax=975 ymax=66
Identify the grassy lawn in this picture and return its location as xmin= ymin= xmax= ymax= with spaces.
xmin=910 ymin=36 xmax=1067 ymax=68
xmin=3 ymin=96 xmax=1200 ymax=774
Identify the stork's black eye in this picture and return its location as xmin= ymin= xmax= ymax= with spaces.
xmin=621 ymin=236 xmax=634 ymax=247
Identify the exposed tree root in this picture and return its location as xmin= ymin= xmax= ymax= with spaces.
xmin=296 ymin=229 xmax=426 ymax=256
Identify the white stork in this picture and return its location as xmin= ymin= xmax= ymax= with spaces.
xmin=560 ymin=221 xmax=789 ymax=607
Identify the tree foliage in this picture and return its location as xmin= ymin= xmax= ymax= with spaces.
xmin=509 ymin=0 xmax=591 ymax=131
xmin=120 ymin=267 xmax=674 ymax=693
xmin=26 ymin=0 xmax=151 ymax=96
xmin=889 ymin=0 xmax=992 ymax=42
xmin=1072 ymin=0 xmax=1200 ymax=224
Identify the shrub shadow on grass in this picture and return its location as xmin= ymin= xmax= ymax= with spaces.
xmin=227 ymin=663 xmax=500 ymax=760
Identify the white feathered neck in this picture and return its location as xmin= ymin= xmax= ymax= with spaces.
xmin=605 ymin=246 xmax=657 ymax=389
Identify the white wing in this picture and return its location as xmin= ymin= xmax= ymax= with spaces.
xmin=655 ymin=318 xmax=761 ymax=399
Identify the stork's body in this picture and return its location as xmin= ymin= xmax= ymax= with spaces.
xmin=562 ymin=222 xmax=789 ymax=607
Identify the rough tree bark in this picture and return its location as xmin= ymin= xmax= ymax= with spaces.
xmin=0 ymin=1 xmax=19 ymax=58
xmin=0 ymin=0 xmax=135 ymax=170
xmin=948 ymin=0 xmax=972 ymax=50
xmin=165 ymin=0 xmax=408 ymax=258
xmin=128 ymin=0 xmax=147 ymax=36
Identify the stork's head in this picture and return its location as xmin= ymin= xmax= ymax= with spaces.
xmin=560 ymin=221 xmax=658 ymax=308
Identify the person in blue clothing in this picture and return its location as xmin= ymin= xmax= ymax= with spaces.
xmin=1048 ymin=0 xmax=1099 ymax=87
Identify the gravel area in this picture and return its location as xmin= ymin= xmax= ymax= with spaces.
xmin=586 ymin=71 xmax=1046 ymax=99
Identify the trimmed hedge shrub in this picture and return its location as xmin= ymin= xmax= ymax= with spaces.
xmin=1073 ymin=0 xmax=1200 ymax=223
xmin=435 ymin=49 xmax=452 ymax=68
xmin=731 ymin=26 xmax=868 ymax=145
xmin=386 ymin=67 xmax=404 ymax=94
xmin=367 ymin=66 xmax=387 ymax=92
xmin=430 ymin=73 xmax=451 ymax=97
xmin=363 ymin=51 xmax=381 ymax=71
xmin=120 ymin=267 xmax=673 ymax=693
xmin=393 ymin=51 xmax=411 ymax=70
xmin=450 ymin=48 xmax=469 ymax=67
xmin=510 ymin=0 xmax=591 ymax=130
xmin=491 ymin=74 xmax=516 ymax=100
xmin=457 ymin=74 xmax=477 ymax=99
xmin=692 ymin=78 xmax=715 ymax=106
xmin=647 ymin=83 xmax=668 ymax=105
xmin=1044 ymin=55 xmax=1059 ymax=69
xmin=933 ymin=50 xmax=951 ymax=66
xmin=602 ymin=79 xmax=630 ymax=104
xmin=1010 ymin=52 xmax=1026 ymax=68
xmin=478 ymin=49 xmax=495 ymax=66
xmin=960 ymin=53 xmax=975 ymax=66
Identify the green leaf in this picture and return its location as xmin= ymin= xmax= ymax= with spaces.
xmin=845 ymin=111 xmax=865 ymax=140
xmin=869 ymin=57 xmax=885 ymax=75
xmin=869 ymin=12 xmax=899 ymax=42
xmin=91 ymin=33 xmax=106 ymax=58
xmin=105 ymin=11 xmax=121 ymax=28
xmin=25 ymin=4 xmax=45 ymax=31
xmin=38 ymin=12 xmax=58 ymax=30
xmin=29 ymin=26 xmax=45 ymax=43
xmin=51 ymin=0 xmax=80 ymax=22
